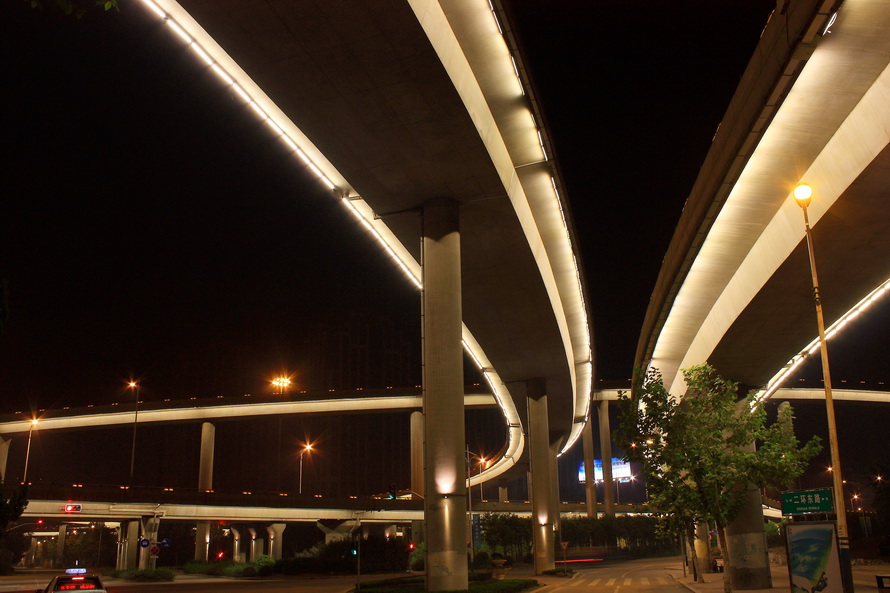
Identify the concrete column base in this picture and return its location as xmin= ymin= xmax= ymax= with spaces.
xmin=195 ymin=521 xmax=210 ymax=562
xmin=727 ymin=483 xmax=771 ymax=589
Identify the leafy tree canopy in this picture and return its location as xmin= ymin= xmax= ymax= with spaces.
xmin=615 ymin=364 xmax=822 ymax=590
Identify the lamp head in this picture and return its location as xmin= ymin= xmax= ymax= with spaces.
xmin=793 ymin=184 xmax=813 ymax=208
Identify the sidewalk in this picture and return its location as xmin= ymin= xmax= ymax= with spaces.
xmin=666 ymin=561 xmax=890 ymax=593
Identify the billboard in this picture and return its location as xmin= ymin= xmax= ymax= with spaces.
xmin=786 ymin=522 xmax=843 ymax=593
xmin=578 ymin=458 xmax=632 ymax=483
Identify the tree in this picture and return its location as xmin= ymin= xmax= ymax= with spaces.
xmin=616 ymin=364 xmax=821 ymax=593
xmin=26 ymin=0 xmax=118 ymax=18
xmin=0 ymin=487 xmax=28 ymax=574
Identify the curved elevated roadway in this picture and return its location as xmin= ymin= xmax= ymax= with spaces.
xmin=132 ymin=0 xmax=593 ymax=487
xmin=636 ymin=0 xmax=890 ymax=398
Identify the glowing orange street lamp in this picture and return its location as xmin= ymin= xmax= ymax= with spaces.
xmin=272 ymin=377 xmax=291 ymax=395
xmin=793 ymin=184 xmax=852 ymax=592
xmin=128 ymin=381 xmax=140 ymax=484
xmin=23 ymin=419 xmax=38 ymax=484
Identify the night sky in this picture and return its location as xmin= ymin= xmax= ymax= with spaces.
xmin=1 ymin=2 xmax=887 ymax=497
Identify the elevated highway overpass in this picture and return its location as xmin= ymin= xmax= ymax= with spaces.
xmin=636 ymin=0 xmax=890 ymax=397
xmin=119 ymin=0 xmax=593 ymax=583
xmin=631 ymin=1 xmax=890 ymax=587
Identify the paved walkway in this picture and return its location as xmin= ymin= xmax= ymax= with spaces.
xmin=666 ymin=561 xmax=890 ymax=593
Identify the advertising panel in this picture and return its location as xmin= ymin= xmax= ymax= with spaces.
xmin=786 ymin=522 xmax=843 ymax=593
xmin=577 ymin=458 xmax=632 ymax=483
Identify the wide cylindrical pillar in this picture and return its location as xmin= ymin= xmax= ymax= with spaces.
xmin=139 ymin=517 xmax=160 ymax=570
xmin=598 ymin=400 xmax=615 ymax=516
xmin=117 ymin=520 xmax=140 ymax=570
xmin=410 ymin=411 xmax=424 ymax=498
xmin=194 ymin=521 xmax=211 ymax=562
xmin=0 ymin=437 xmax=10 ymax=484
xmin=582 ymin=420 xmax=597 ymax=517
xmin=267 ymin=523 xmax=286 ymax=560
xmin=726 ymin=484 xmax=771 ymax=588
xmin=198 ymin=422 xmax=215 ymax=491
xmin=421 ymin=198 xmax=467 ymax=592
xmin=528 ymin=378 xmax=555 ymax=574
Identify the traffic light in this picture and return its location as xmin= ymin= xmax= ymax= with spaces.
xmin=408 ymin=541 xmax=415 ymax=551
xmin=63 ymin=504 xmax=82 ymax=513
xmin=387 ymin=484 xmax=397 ymax=499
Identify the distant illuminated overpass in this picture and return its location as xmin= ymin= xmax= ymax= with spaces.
xmin=593 ymin=388 xmax=890 ymax=404
xmin=0 ymin=390 xmax=496 ymax=435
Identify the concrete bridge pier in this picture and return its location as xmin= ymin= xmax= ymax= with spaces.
xmin=195 ymin=421 xmax=215 ymax=562
xmin=116 ymin=520 xmax=140 ymax=570
xmin=317 ymin=520 xmax=358 ymax=544
xmin=598 ymin=400 xmax=615 ymax=516
xmin=726 ymin=483 xmax=771 ymax=588
xmin=409 ymin=411 xmax=425 ymax=545
xmin=527 ymin=378 xmax=555 ymax=575
xmin=267 ymin=523 xmax=285 ymax=560
xmin=421 ymin=198 xmax=467 ymax=592
xmin=231 ymin=526 xmax=244 ymax=563
xmin=582 ymin=420 xmax=597 ymax=517
xmin=0 ymin=437 xmax=10 ymax=484
xmin=248 ymin=527 xmax=265 ymax=562
xmin=138 ymin=516 xmax=161 ymax=570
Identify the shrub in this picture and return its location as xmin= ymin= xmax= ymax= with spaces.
xmin=473 ymin=550 xmax=490 ymax=569
xmin=115 ymin=568 xmax=175 ymax=581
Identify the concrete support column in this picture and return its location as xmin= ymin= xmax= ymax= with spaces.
xmin=582 ymin=420 xmax=597 ymax=517
xmin=549 ymin=443 xmax=561 ymax=534
xmin=27 ymin=535 xmax=37 ymax=567
xmin=598 ymin=400 xmax=615 ymax=516
xmin=198 ymin=422 xmax=215 ymax=491
xmin=0 ymin=437 xmax=10 ymax=484
xmin=139 ymin=516 xmax=160 ymax=570
xmin=421 ymin=198 xmax=466 ymax=591
xmin=726 ymin=482 xmax=771 ymax=589
xmin=56 ymin=524 xmax=66 ymax=568
xmin=194 ymin=521 xmax=211 ymax=562
xmin=408 ymin=411 xmax=424 ymax=549
xmin=117 ymin=520 xmax=140 ymax=570
xmin=231 ymin=526 xmax=244 ymax=563
xmin=410 ymin=411 xmax=424 ymax=498
xmin=528 ymin=378 xmax=555 ymax=575
xmin=498 ymin=479 xmax=508 ymax=502
xmin=249 ymin=528 xmax=264 ymax=562
xmin=266 ymin=523 xmax=286 ymax=560
xmin=194 ymin=422 xmax=215 ymax=562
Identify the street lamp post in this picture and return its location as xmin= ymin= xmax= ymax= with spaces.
xmin=23 ymin=419 xmax=38 ymax=484
xmin=298 ymin=444 xmax=313 ymax=495
xmin=128 ymin=381 xmax=140 ymax=485
xmin=465 ymin=450 xmax=488 ymax=563
xmin=793 ymin=184 xmax=853 ymax=593
xmin=272 ymin=378 xmax=291 ymax=491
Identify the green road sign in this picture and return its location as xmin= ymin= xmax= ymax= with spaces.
xmin=781 ymin=488 xmax=834 ymax=515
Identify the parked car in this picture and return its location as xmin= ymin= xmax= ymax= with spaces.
xmin=37 ymin=568 xmax=108 ymax=592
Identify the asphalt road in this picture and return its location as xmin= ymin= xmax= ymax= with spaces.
xmin=1 ymin=557 xmax=689 ymax=593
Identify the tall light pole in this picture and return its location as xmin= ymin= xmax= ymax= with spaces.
xmin=793 ymin=184 xmax=853 ymax=592
xmin=272 ymin=377 xmax=291 ymax=491
xmin=465 ymin=449 xmax=487 ymax=563
xmin=23 ymin=419 xmax=38 ymax=484
xmin=298 ymin=444 xmax=312 ymax=495
xmin=128 ymin=381 xmax=139 ymax=485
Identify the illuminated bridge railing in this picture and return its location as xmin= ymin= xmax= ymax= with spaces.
xmin=5 ymin=483 xmax=424 ymax=513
